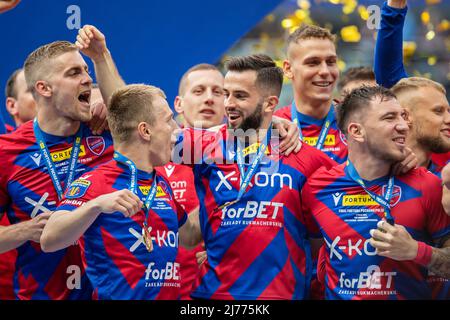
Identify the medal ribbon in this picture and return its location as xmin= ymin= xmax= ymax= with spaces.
xmin=291 ymin=101 xmax=335 ymax=150
xmin=33 ymin=118 xmax=82 ymax=200
xmin=345 ymin=160 xmax=395 ymax=225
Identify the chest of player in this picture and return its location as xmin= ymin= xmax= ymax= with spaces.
xmin=197 ymin=161 xmax=302 ymax=227
xmin=156 ymin=163 xmax=198 ymax=212
xmin=313 ymin=182 xmax=429 ymax=266
xmin=7 ymin=138 xmax=111 ymax=221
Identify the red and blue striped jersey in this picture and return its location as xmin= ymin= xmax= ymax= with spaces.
xmin=426 ymin=164 xmax=450 ymax=299
xmin=274 ymin=105 xmax=348 ymax=164
xmin=179 ymin=125 xmax=336 ymax=300
xmin=302 ymin=164 xmax=450 ymax=300
xmin=156 ymin=163 xmax=203 ymax=300
xmin=0 ymin=214 xmax=16 ymax=300
xmin=58 ymin=159 xmax=188 ymax=300
xmin=0 ymin=120 xmax=113 ymax=300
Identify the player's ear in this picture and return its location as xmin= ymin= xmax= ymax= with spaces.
xmin=283 ymin=59 xmax=293 ymax=80
xmin=35 ymin=81 xmax=52 ymax=98
xmin=5 ymin=97 xmax=18 ymax=116
xmin=347 ymin=122 xmax=365 ymax=142
xmin=264 ymin=95 xmax=279 ymax=113
xmin=174 ymin=96 xmax=183 ymax=114
xmin=137 ymin=121 xmax=152 ymax=141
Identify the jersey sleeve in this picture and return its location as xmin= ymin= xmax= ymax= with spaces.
xmin=175 ymin=127 xmax=225 ymax=168
xmin=374 ymin=1 xmax=408 ymax=88
xmin=57 ymin=175 xmax=98 ymax=212
xmin=174 ymin=198 xmax=188 ymax=228
xmin=301 ymin=175 xmax=322 ymax=239
xmin=0 ymin=145 xmax=11 ymax=213
xmin=421 ymin=171 xmax=450 ymax=243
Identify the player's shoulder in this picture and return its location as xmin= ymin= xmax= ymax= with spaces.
xmin=273 ymin=105 xmax=291 ymax=119
xmin=287 ymin=142 xmax=336 ymax=174
xmin=399 ymin=166 xmax=442 ymax=187
xmin=0 ymin=121 xmax=35 ymax=152
xmin=64 ymin=160 xmax=118 ymax=200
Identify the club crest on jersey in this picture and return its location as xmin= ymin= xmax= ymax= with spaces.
xmin=65 ymin=179 xmax=91 ymax=199
xmin=86 ymin=136 xmax=105 ymax=156
xmin=382 ymin=184 xmax=402 ymax=207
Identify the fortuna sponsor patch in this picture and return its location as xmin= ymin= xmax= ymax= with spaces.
xmin=65 ymin=179 xmax=91 ymax=199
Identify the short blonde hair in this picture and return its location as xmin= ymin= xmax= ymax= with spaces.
xmin=392 ymin=77 xmax=446 ymax=97
xmin=107 ymin=84 xmax=166 ymax=143
xmin=24 ymin=41 xmax=78 ymax=98
xmin=287 ymin=24 xmax=336 ymax=48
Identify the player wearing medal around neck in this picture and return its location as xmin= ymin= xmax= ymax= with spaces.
xmin=41 ymin=84 xmax=203 ymax=300
xmin=174 ymin=54 xmax=336 ymax=300
xmin=0 ymin=41 xmax=116 ymax=300
xmin=302 ymin=86 xmax=450 ymax=300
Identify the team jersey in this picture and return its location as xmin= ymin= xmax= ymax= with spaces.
xmin=156 ymin=162 xmax=203 ymax=300
xmin=302 ymin=164 xmax=450 ymax=300
xmin=426 ymin=162 xmax=450 ymax=299
xmin=57 ymin=159 xmax=187 ymax=300
xmin=431 ymin=153 xmax=450 ymax=169
xmin=274 ymin=105 xmax=347 ymax=164
xmin=0 ymin=214 xmax=16 ymax=300
xmin=178 ymin=124 xmax=336 ymax=300
xmin=5 ymin=124 xmax=15 ymax=134
xmin=0 ymin=120 xmax=113 ymax=300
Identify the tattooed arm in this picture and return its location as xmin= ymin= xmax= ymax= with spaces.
xmin=370 ymin=221 xmax=450 ymax=279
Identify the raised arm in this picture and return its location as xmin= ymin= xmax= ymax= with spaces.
xmin=374 ymin=0 xmax=408 ymax=88
xmin=76 ymin=25 xmax=126 ymax=105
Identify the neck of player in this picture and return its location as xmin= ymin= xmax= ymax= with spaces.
xmin=408 ymin=139 xmax=432 ymax=168
xmin=36 ymin=111 xmax=81 ymax=137
xmin=294 ymin=92 xmax=332 ymax=120
xmin=239 ymin=117 xmax=273 ymax=145
xmin=115 ymin=143 xmax=154 ymax=173
xmin=347 ymin=152 xmax=392 ymax=181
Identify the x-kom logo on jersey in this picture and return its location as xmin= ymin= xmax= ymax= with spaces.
xmin=128 ymin=227 xmax=155 ymax=252
xmin=24 ymin=192 xmax=57 ymax=218
xmin=215 ymin=171 xmax=239 ymax=191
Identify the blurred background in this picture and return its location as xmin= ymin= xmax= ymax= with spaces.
xmin=0 ymin=0 xmax=449 ymax=126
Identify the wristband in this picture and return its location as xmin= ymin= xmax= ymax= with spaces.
xmin=413 ymin=241 xmax=433 ymax=266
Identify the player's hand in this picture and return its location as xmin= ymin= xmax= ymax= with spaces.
xmin=88 ymin=100 xmax=109 ymax=135
xmin=387 ymin=0 xmax=407 ymax=9
xmin=196 ymin=250 xmax=207 ymax=266
xmin=369 ymin=219 xmax=417 ymax=261
xmin=25 ymin=212 xmax=52 ymax=243
xmin=272 ymin=116 xmax=302 ymax=156
xmin=441 ymin=162 xmax=450 ymax=189
xmin=391 ymin=147 xmax=417 ymax=175
xmin=91 ymin=190 xmax=143 ymax=218
xmin=75 ymin=25 xmax=108 ymax=62
xmin=0 ymin=0 xmax=20 ymax=14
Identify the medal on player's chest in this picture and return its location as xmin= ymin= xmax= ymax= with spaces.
xmin=113 ymin=151 xmax=158 ymax=254
xmin=214 ymin=131 xmax=270 ymax=213
xmin=142 ymin=222 xmax=153 ymax=252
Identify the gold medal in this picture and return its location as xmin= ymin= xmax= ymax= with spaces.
xmin=142 ymin=226 xmax=153 ymax=252
xmin=213 ymin=199 xmax=239 ymax=213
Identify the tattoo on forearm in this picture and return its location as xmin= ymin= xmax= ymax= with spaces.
xmin=429 ymin=247 xmax=450 ymax=279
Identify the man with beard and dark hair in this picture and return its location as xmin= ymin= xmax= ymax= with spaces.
xmin=172 ymin=54 xmax=337 ymax=299
xmin=302 ymin=85 xmax=450 ymax=300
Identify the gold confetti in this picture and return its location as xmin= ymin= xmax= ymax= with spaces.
xmin=282 ymin=18 xmax=294 ymax=29
xmin=437 ymin=19 xmax=450 ymax=32
xmin=358 ymin=6 xmax=369 ymax=21
xmin=337 ymin=59 xmax=346 ymax=71
xmin=427 ymin=56 xmax=437 ymax=66
xmin=426 ymin=0 xmax=441 ymax=4
xmin=403 ymin=41 xmax=417 ymax=58
xmin=297 ymin=0 xmax=311 ymax=10
xmin=426 ymin=30 xmax=436 ymax=40
xmin=340 ymin=25 xmax=361 ymax=42
xmin=421 ymin=11 xmax=430 ymax=25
